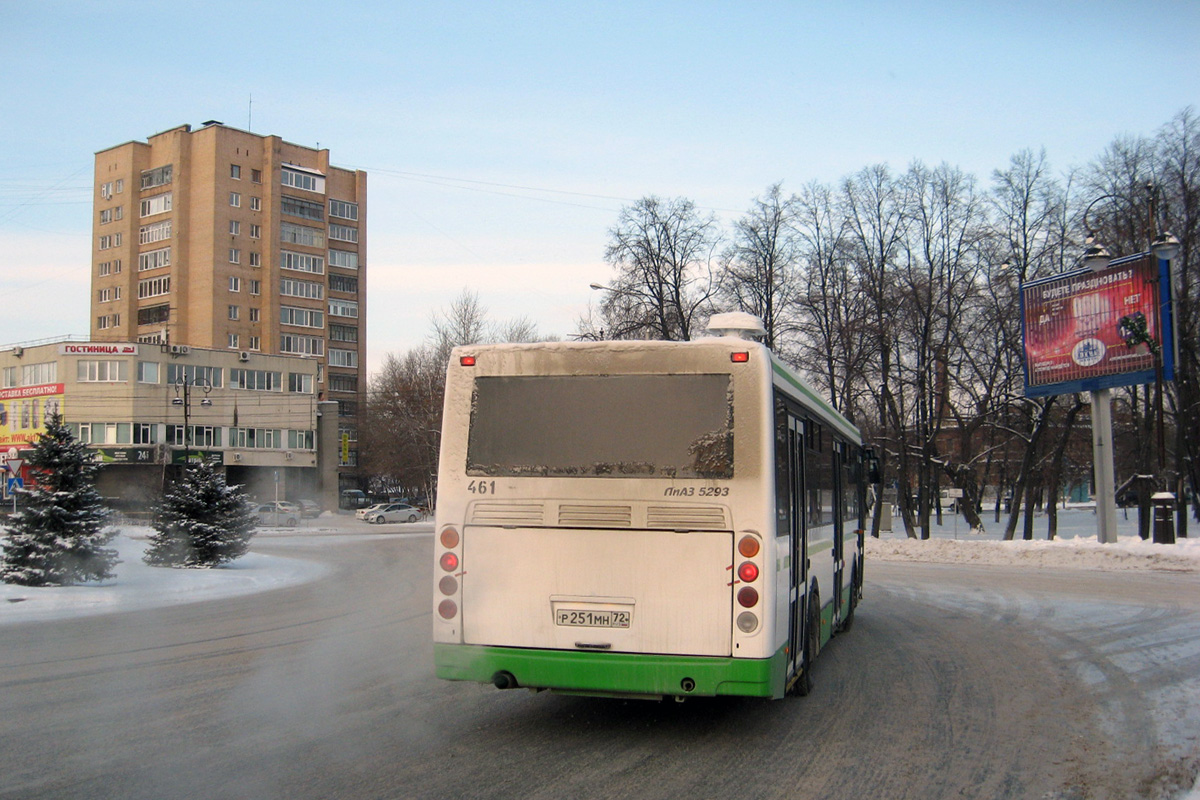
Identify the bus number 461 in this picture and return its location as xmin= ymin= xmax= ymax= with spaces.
xmin=468 ymin=480 xmax=497 ymax=495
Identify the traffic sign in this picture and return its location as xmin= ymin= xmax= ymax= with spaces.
xmin=7 ymin=477 xmax=22 ymax=493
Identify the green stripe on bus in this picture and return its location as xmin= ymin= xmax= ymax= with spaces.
xmin=770 ymin=360 xmax=860 ymax=440
xmin=434 ymin=643 xmax=787 ymax=699
xmin=806 ymin=540 xmax=834 ymax=557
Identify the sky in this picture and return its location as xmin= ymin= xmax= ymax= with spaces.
xmin=1 ymin=0 xmax=1197 ymax=374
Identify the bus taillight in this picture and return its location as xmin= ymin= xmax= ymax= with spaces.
xmin=440 ymin=527 xmax=460 ymax=548
xmin=438 ymin=600 xmax=457 ymax=619
xmin=460 ymin=356 xmax=476 ymax=366
xmin=440 ymin=552 xmax=459 ymax=572
xmin=737 ymin=586 xmax=759 ymax=608
xmin=737 ymin=535 xmax=760 ymax=558
xmin=737 ymin=562 xmax=759 ymax=583
xmin=730 ymin=351 xmax=749 ymax=363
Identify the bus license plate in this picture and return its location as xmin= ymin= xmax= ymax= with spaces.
xmin=556 ymin=609 xmax=631 ymax=628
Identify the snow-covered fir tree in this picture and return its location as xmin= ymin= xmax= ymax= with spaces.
xmin=144 ymin=459 xmax=257 ymax=568
xmin=0 ymin=413 xmax=117 ymax=586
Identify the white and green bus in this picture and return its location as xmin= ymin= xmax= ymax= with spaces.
xmin=433 ymin=313 xmax=872 ymax=700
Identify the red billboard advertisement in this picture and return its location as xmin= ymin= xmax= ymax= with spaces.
xmin=1022 ymin=253 xmax=1174 ymax=398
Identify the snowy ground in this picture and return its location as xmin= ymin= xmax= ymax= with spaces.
xmin=3 ymin=508 xmax=1198 ymax=797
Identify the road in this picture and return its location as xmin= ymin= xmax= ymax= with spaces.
xmin=0 ymin=527 xmax=1196 ymax=800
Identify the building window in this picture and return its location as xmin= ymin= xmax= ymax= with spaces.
xmin=97 ymin=287 xmax=115 ymax=303
xmin=231 ymin=164 xmax=241 ymax=180
xmin=328 ymin=199 xmax=358 ymax=221
xmin=328 ymin=250 xmax=358 ymax=270
xmin=98 ymin=261 xmax=112 ymax=277
xmin=251 ymin=169 xmax=262 ymax=183
xmin=138 ymin=276 xmax=171 ymax=299
xmin=248 ymin=280 xmax=261 ymax=296
xmin=281 ymin=195 xmax=324 ymax=221
xmin=328 ymin=223 xmax=358 ymax=243
xmin=141 ymin=165 xmax=172 ymax=190
xmin=100 ymin=182 xmax=114 ymax=200
xmin=77 ymin=360 xmax=128 ymax=382
xmin=137 ymin=304 xmax=171 ymax=326
xmin=250 ymin=224 xmax=261 ymax=239
xmin=329 ymin=373 xmax=358 ymax=392
xmin=280 ymin=334 xmax=324 ymax=356
xmin=280 ymin=222 xmax=324 ymax=248
xmin=230 ymin=192 xmax=241 ymax=208
xmin=229 ymin=248 xmax=241 ymax=264
xmin=329 ymin=324 xmax=358 ymax=344
xmin=99 ymin=208 xmax=113 ymax=224
xmin=229 ymin=427 xmax=281 ymax=449
xmin=138 ymin=247 xmax=171 ymax=271
xmin=281 ymin=250 xmax=324 ymax=274
xmin=229 ymin=276 xmax=241 ymax=292
xmin=280 ymin=306 xmax=324 ymax=328
xmin=328 ymin=299 xmax=359 ymax=318
xmin=98 ymin=235 xmax=115 ymax=250
xmin=96 ymin=314 xmax=119 ymax=330
xmin=329 ymin=274 xmax=358 ymax=294
xmin=249 ymin=252 xmax=261 ymax=267
xmin=20 ymin=362 xmax=57 ymax=386
xmin=337 ymin=399 xmax=358 ymax=417
xmin=328 ymin=348 xmax=358 ymax=368
xmin=288 ymin=429 xmax=316 ymax=450
xmin=228 ymin=305 xmax=240 ymax=321
xmin=281 ymin=166 xmax=325 ymax=194
xmin=229 ymin=220 xmax=241 ymax=236
xmin=248 ymin=335 xmax=260 ymax=351
xmin=137 ymin=362 xmax=160 ymax=383
xmin=280 ymin=278 xmax=323 ymax=300
xmin=250 ymin=196 xmax=261 ymax=211
xmin=166 ymin=364 xmax=222 ymax=387
xmin=140 ymin=192 xmax=172 ymax=217
xmin=249 ymin=307 xmax=260 ymax=322
xmin=228 ymin=333 xmax=239 ymax=349
xmin=168 ymin=425 xmax=221 ymax=448
xmin=133 ymin=422 xmax=158 ymax=444
xmin=139 ymin=220 xmax=171 ymax=244
xmin=229 ymin=369 xmax=282 ymax=391
xmin=288 ymin=373 xmax=314 ymax=394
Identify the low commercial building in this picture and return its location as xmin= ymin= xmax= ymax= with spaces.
xmin=0 ymin=339 xmax=339 ymax=512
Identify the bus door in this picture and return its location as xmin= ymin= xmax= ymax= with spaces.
xmin=832 ymin=442 xmax=846 ymax=623
xmin=787 ymin=415 xmax=807 ymax=678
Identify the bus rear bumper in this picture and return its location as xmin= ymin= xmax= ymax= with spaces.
xmin=434 ymin=643 xmax=786 ymax=699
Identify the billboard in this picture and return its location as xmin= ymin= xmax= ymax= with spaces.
xmin=0 ymin=383 xmax=65 ymax=447
xmin=1022 ymin=253 xmax=1174 ymax=398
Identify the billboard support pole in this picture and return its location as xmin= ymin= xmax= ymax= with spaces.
xmin=1091 ymin=388 xmax=1119 ymax=544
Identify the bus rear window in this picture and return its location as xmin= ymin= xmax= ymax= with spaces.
xmin=467 ymin=374 xmax=733 ymax=479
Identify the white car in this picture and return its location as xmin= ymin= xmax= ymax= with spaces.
xmin=255 ymin=504 xmax=299 ymax=527
xmin=364 ymin=503 xmax=423 ymax=524
xmin=356 ymin=503 xmax=388 ymax=520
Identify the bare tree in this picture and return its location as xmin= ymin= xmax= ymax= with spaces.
xmin=597 ymin=196 xmax=720 ymax=341
xmin=715 ymin=183 xmax=802 ymax=352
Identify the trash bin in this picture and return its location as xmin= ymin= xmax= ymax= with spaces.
xmin=1152 ymin=492 xmax=1176 ymax=545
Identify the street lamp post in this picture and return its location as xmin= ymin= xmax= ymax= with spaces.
xmin=172 ymin=378 xmax=213 ymax=470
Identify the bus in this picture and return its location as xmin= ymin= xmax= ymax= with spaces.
xmin=432 ymin=313 xmax=873 ymax=700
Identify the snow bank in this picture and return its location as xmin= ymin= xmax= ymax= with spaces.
xmin=868 ymin=534 xmax=1200 ymax=572
xmin=0 ymin=527 xmax=327 ymax=626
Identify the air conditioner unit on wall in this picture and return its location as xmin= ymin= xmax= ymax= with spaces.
xmin=170 ymin=344 xmax=190 ymax=355
xmin=12 ymin=347 xmax=23 ymax=358
xmin=238 ymin=351 xmax=250 ymax=362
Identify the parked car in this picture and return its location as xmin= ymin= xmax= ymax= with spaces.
xmin=356 ymin=503 xmax=389 ymax=521
xmin=339 ymin=489 xmax=369 ymax=510
xmin=255 ymin=503 xmax=299 ymax=527
xmin=364 ymin=503 xmax=423 ymax=524
xmin=296 ymin=499 xmax=321 ymax=518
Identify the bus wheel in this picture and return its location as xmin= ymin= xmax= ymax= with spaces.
xmin=797 ymin=591 xmax=820 ymax=697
